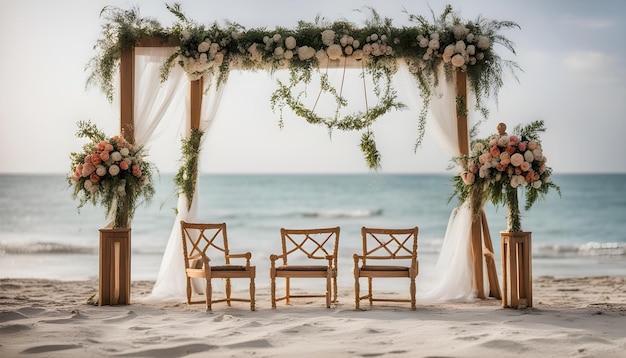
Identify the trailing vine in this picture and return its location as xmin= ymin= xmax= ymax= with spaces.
xmin=173 ymin=128 xmax=204 ymax=210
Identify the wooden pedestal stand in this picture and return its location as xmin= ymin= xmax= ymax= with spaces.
xmin=500 ymin=231 xmax=532 ymax=308
xmin=99 ymin=228 xmax=131 ymax=305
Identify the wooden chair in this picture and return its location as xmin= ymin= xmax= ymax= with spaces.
xmin=269 ymin=227 xmax=340 ymax=308
xmin=353 ymin=227 xmax=419 ymax=310
xmin=180 ymin=221 xmax=256 ymax=311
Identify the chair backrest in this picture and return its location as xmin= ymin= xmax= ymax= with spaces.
xmin=279 ymin=227 xmax=340 ymax=265
xmin=180 ymin=221 xmax=231 ymax=268
xmin=360 ymin=227 xmax=419 ymax=265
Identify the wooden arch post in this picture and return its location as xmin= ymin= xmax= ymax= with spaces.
xmin=455 ymin=71 xmax=501 ymax=300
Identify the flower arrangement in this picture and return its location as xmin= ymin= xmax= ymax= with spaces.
xmin=451 ymin=120 xmax=560 ymax=232
xmin=87 ymin=4 xmax=519 ymax=170
xmin=67 ymin=121 xmax=156 ymax=228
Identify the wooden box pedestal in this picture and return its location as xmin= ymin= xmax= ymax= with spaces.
xmin=500 ymin=231 xmax=532 ymax=309
xmin=99 ymin=228 xmax=131 ymax=305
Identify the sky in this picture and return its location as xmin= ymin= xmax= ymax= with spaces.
xmin=1 ymin=0 xmax=625 ymax=174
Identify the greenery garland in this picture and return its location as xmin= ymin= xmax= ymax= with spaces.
xmin=173 ymin=128 xmax=204 ymax=211
xmin=86 ymin=3 xmax=520 ymax=171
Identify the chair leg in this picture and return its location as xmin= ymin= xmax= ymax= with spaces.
xmin=325 ymin=274 xmax=331 ymax=308
xmin=285 ymin=278 xmax=290 ymax=305
xmin=270 ymin=271 xmax=276 ymax=309
xmin=410 ymin=277 xmax=416 ymax=310
xmin=226 ymin=278 xmax=232 ymax=307
xmin=250 ymin=277 xmax=256 ymax=311
xmin=186 ymin=278 xmax=192 ymax=305
xmin=205 ymin=278 xmax=212 ymax=312
xmin=368 ymin=278 xmax=373 ymax=305
xmin=333 ymin=276 xmax=338 ymax=304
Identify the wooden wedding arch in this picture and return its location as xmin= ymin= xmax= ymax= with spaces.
xmin=116 ymin=37 xmax=501 ymax=300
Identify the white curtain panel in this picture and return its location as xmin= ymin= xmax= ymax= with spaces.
xmin=398 ymin=62 xmax=484 ymax=302
xmin=144 ymin=73 xmax=226 ymax=303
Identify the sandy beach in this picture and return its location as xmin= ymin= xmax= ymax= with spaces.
xmin=1 ymin=276 xmax=625 ymax=357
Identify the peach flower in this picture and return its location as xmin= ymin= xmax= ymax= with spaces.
xmin=489 ymin=146 xmax=500 ymax=157
xmin=518 ymin=142 xmax=527 ymax=152
xmin=119 ymin=161 xmax=129 ymax=170
xmin=99 ymin=151 xmax=110 ymax=161
xmin=90 ymin=173 xmax=101 ymax=183
xmin=510 ymin=153 xmax=524 ymax=167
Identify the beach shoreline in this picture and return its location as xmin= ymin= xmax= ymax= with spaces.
xmin=1 ymin=276 xmax=625 ymax=357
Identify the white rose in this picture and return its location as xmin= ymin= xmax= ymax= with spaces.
xmin=344 ymin=45 xmax=353 ymax=56
xmin=466 ymin=44 xmax=476 ymax=56
xmin=283 ymin=49 xmax=293 ymax=59
xmin=119 ymin=147 xmax=129 ymax=156
xmin=340 ymin=35 xmax=349 ymax=47
xmin=352 ymin=49 xmax=364 ymax=60
xmin=451 ymin=54 xmax=465 ymax=67
xmin=297 ymin=46 xmax=315 ymax=60
xmin=315 ymin=49 xmax=327 ymax=62
xmin=109 ymin=164 xmax=120 ymax=176
xmin=370 ymin=33 xmax=379 ymax=41
xmin=532 ymin=180 xmax=542 ymax=189
xmin=429 ymin=32 xmax=439 ymax=40
xmin=198 ymin=41 xmax=210 ymax=53
xmin=182 ymin=30 xmax=191 ymax=41
xmin=274 ymin=47 xmax=284 ymax=58
xmin=419 ymin=37 xmax=429 ymax=47
xmin=213 ymin=52 xmax=224 ymax=66
xmin=533 ymin=149 xmax=543 ymax=161
xmin=524 ymin=150 xmax=534 ymax=162
xmin=455 ymin=40 xmax=466 ymax=53
xmin=321 ymin=29 xmax=335 ymax=46
xmin=362 ymin=43 xmax=372 ymax=55
xmin=510 ymin=153 xmax=524 ymax=167
xmin=428 ymin=39 xmax=439 ymax=49
xmin=96 ymin=165 xmax=107 ymax=177
xmin=352 ymin=39 xmax=360 ymax=49
xmin=466 ymin=33 xmax=475 ymax=43
xmin=111 ymin=152 xmax=122 ymax=162
xmin=285 ymin=36 xmax=296 ymax=49
xmin=476 ymin=52 xmax=485 ymax=60
xmin=263 ymin=36 xmax=270 ymax=44
xmin=326 ymin=44 xmax=343 ymax=60
xmin=477 ymin=35 xmax=490 ymax=49
xmin=209 ymin=43 xmax=219 ymax=56
xmin=272 ymin=33 xmax=281 ymax=42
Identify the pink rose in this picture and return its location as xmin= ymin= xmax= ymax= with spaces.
xmin=105 ymin=144 xmax=114 ymax=152
xmin=90 ymin=173 xmax=101 ymax=183
xmin=528 ymin=141 xmax=538 ymax=150
xmin=506 ymin=145 xmax=516 ymax=155
xmin=479 ymin=153 xmax=492 ymax=164
xmin=82 ymin=163 xmax=95 ymax=177
xmin=91 ymin=154 xmax=102 ymax=166
xmin=500 ymin=153 xmax=511 ymax=165
xmin=518 ymin=142 xmax=527 ymax=152
xmin=97 ymin=141 xmax=106 ymax=151
xmin=72 ymin=172 xmax=80 ymax=182
xmin=490 ymin=146 xmax=500 ymax=157
xmin=515 ymin=167 xmax=523 ymax=175
xmin=509 ymin=135 xmax=519 ymax=144
xmin=469 ymin=163 xmax=478 ymax=174
xmin=83 ymin=155 xmax=93 ymax=165
xmin=510 ymin=153 xmax=524 ymax=167
xmin=525 ymin=171 xmax=534 ymax=183
xmin=520 ymin=161 xmax=531 ymax=172
xmin=99 ymin=151 xmax=110 ymax=161
xmin=540 ymin=163 xmax=546 ymax=173
xmin=119 ymin=161 xmax=129 ymax=170
xmin=497 ymin=163 xmax=507 ymax=172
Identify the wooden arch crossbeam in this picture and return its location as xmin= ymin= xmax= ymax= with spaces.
xmin=119 ymin=36 xmax=500 ymax=300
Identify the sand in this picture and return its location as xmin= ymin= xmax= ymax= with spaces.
xmin=1 ymin=276 xmax=625 ymax=357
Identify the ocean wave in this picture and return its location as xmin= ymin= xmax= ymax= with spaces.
xmin=534 ymin=242 xmax=626 ymax=258
xmin=0 ymin=242 xmax=96 ymax=255
xmin=301 ymin=209 xmax=383 ymax=218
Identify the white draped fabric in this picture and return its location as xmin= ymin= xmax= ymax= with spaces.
xmin=143 ymin=74 xmax=225 ymax=303
xmin=398 ymin=63 xmax=483 ymax=302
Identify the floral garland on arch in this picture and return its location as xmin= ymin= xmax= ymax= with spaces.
xmin=450 ymin=120 xmax=561 ymax=232
xmin=87 ymin=3 xmax=520 ymax=170
xmin=67 ymin=121 xmax=157 ymax=228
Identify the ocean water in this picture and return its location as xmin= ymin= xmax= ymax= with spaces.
xmin=1 ymin=173 xmax=625 ymax=285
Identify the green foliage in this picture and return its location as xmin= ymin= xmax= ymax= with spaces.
xmin=173 ymin=128 xmax=204 ymax=210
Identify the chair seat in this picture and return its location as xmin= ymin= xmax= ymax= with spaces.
xmin=276 ymin=265 xmax=330 ymax=271
xmin=361 ymin=265 xmax=409 ymax=272
xmin=210 ymin=265 xmax=249 ymax=271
